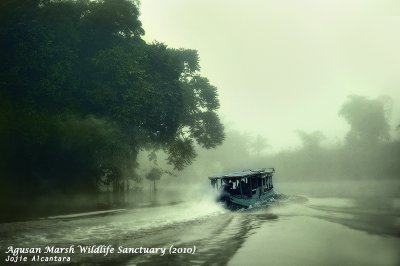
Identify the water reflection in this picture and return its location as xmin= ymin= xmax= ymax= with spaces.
xmin=1 ymin=196 xmax=399 ymax=266
xmin=228 ymin=196 xmax=399 ymax=266
xmin=307 ymin=198 xmax=400 ymax=237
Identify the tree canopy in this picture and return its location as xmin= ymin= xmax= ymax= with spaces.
xmin=0 ymin=0 xmax=224 ymax=198
xmin=339 ymin=95 xmax=391 ymax=144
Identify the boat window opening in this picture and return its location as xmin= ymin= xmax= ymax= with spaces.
xmin=239 ymin=179 xmax=250 ymax=196
xmin=251 ymin=178 xmax=258 ymax=189
xmin=267 ymin=176 xmax=273 ymax=189
xmin=228 ymin=180 xmax=240 ymax=195
xmin=232 ymin=180 xmax=238 ymax=189
xmin=249 ymin=177 xmax=252 ymax=192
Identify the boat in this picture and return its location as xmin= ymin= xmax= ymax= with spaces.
xmin=209 ymin=168 xmax=276 ymax=209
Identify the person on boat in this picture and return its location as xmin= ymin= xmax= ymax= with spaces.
xmin=222 ymin=180 xmax=233 ymax=192
xmin=221 ymin=179 xmax=230 ymax=192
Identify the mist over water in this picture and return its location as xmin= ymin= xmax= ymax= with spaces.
xmin=1 ymin=182 xmax=399 ymax=266
xmin=1 ymin=1 xmax=399 ymax=265
xmin=2 ymin=91 xmax=399 ymax=265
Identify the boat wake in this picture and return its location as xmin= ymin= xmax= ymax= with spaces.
xmin=226 ymin=193 xmax=309 ymax=211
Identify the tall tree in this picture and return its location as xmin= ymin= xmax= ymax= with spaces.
xmin=339 ymin=95 xmax=391 ymax=144
xmin=296 ymin=130 xmax=325 ymax=150
xmin=0 ymin=0 xmax=224 ymax=201
xmin=250 ymin=135 xmax=270 ymax=156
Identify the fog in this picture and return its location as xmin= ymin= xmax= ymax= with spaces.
xmin=1 ymin=1 xmax=397 ymax=217
xmin=140 ymin=0 xmax=400 ymax=151
xmin=136 ymin=0 xmax=400 ymax=199
xmin=142 ymin=94 xmax=400 ymax=200
xmin=1 ymin=3 xmax=399 ymax=265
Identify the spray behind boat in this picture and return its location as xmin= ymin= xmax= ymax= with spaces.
xmin=209 ymin=168 xmax=276 ymax=209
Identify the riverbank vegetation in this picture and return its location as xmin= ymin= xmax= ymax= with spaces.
xmin=182 ymin=95 xmax=400 ymax=186
xmin=0 ymin=0 xmax=224 ymax=219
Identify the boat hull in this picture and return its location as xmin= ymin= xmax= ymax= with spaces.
xmin=219 ymin=189 xmax=277 ymax=209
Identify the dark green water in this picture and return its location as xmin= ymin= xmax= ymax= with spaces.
xmin=1 ymin=181 xmax=399 ymax=266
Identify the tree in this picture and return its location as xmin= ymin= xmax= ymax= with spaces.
xmin=145 ymin=167 xmax=163 ymax=194
xmin=0 ymin=0 xmax=224 ymax=204
xmin=296 ymin=130 xmax=325 ymax=150
xmin=250 ymin=134 xmax=270 ymax=156
xmin=339 ymin=95 xmax=391 ymax=144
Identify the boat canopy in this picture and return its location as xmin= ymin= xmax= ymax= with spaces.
xmin=208 ymin=168 xmax=274 ymax=180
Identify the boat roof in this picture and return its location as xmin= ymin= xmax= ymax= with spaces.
xmin=209 ymin=168 xmax=274 ymax=180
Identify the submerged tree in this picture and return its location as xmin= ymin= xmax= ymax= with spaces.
xmin=145 ymin=167 xmax=163 ymax=194
xmin=0 ymin=0 xmax=224 ymax=202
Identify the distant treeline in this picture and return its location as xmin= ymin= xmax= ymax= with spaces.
xmin=186 ymin=95 xmax=400 ymax=182
xmin=268 ymin=95 xmax=399 ymax=180
xmin=0 ymin=0 xmax=224 ymax=209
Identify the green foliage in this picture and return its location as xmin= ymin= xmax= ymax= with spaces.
xmin=296 ymin=130 xmax=325 ymax=150
xmin=0 ymin=0 xmax=224 ymax=200
xmin=188 ymin=94 xmax=398 ymax=182
xmin=145 ymin=168 xmax=163 ymax=181
xmin=250 ymin=134 xmax=270 ymax=156
xmin=339 ymin=95 xmax=391 ymax=143
xmin=165 ymin=137 xmax=197 ymax=171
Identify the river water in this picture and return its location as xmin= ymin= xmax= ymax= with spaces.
xmin=1 ymin=181 xmax=399 ymax=266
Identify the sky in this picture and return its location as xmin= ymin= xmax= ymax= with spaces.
xmin=139 ymin=0 xmax=400 ymax=151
